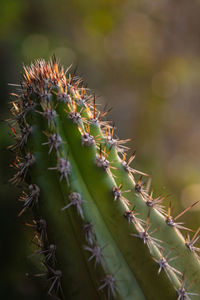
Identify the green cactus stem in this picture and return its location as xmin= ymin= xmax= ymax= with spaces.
xmin=9 ymin=57 xmax=200 ymax=300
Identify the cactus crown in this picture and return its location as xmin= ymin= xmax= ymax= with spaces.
xmin=9 ymin=57 xmax=200 ymax=299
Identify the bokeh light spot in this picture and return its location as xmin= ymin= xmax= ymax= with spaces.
xmin=152 ymin=71 xmax=178 ymax=98
xmin=22 ymin=34 xmax=49 ymax=59
xmin=181 ymin=184 xmax=200 ymax=211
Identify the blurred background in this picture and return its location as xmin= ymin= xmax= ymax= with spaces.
xmin=1 ymin=0 xmax=200 ymax=298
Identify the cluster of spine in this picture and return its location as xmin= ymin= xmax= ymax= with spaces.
xmin=9 ymin=57 xmax=200 ymax=300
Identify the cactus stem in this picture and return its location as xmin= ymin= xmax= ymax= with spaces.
xmin=10 ymin=58 xmax=200 ymax=299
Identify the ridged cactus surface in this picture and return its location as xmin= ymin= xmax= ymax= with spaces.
xmin=9 ymin=57 xmax=200 ymax=299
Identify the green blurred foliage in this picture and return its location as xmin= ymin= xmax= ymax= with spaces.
xmin=1 ymin=0 xmax=200 ymax=298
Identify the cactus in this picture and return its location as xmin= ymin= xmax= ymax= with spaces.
xmin=9 ymin=57 xmax=200 ymax=300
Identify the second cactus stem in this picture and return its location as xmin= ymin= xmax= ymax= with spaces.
xmin=9 ymin=58 xmax=200 ymax=300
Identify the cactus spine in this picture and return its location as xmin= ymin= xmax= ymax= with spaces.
xmin=9 ymin=57 xmax=200 ymax=299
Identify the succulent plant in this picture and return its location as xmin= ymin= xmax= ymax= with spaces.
xmin=9 ymin=57 xmax=200 ymax=299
